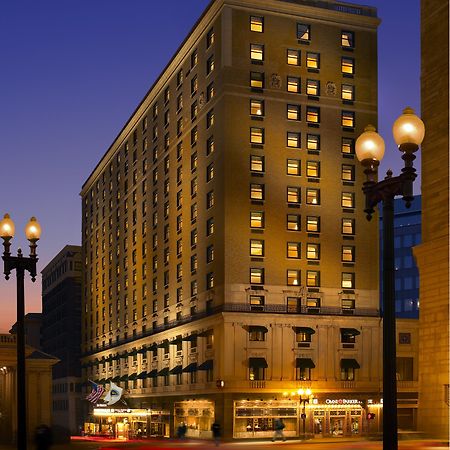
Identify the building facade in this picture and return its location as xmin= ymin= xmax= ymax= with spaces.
xmin=77 ymin=0 xmax=412 ymax=439
xmin=41 ymin=245 xmax=83 ymax=435
xmin=10 ymin=312 xmax=43 ymax=349
xmin=413 ymin=0 xmax=449 ymax=440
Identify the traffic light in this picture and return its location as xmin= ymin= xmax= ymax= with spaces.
xmin=367 ymin=412 xmax=376 ymax=420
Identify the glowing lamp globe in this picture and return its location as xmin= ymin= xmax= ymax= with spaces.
xmin=392 ymin=107 xmax=425 ymax=149
xmin=25 ymin=217 xmax=42 ymax=241
xmin=355 ymin=125 xmax=385 ymax=162
xmin=0 ymin=214 xmax=15 ymax=239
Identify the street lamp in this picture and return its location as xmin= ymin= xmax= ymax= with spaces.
xmin=297 ymin=388 xmax=313 ymax=439
xmin=0 ymin=214 xmax=42 ymax=450
xmin=355 ymin=107 xmax=424 ymax=450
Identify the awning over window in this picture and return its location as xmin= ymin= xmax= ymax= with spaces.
xmin=120 ymin=353 xmax=128 ymax=359
xmin=137 ymin=347 xmax=147 ymax=354
xmin=247 ymin=326 xmax=268 ymax=333
xmin=170 ymin=336 xmax=183 ymax=345
xmin=198 ymin=360 xmax=213 ymax=371
xmin=341 ymin=358 xmax=360 ymax=369
xmin=292 ymin=327 xmax=316 ymax=335
xmin=157 ymin=367 xmax=170 ymax=377
xmin=111 ymin=354 xmax=121 ymax=360
xmin=119 ymin=374 xmax=128 ymax=381
xmin=148 ymin=343 xmax=158 ymax=351
xmin=182 ymin=333 xmax=198 ymax=342
xmin=111 ymin=376 xmax=121 ymax=382
xmin=147 ymin=369 xmax=158 ymax=378
xmin=183 ymin=363 xmax=198 ymax=373
xmin=157 ymin=339 xmax=169 ymax=348
xmin=128 ymin=349 xmax=138 ymax=356
xmin=340 ymin=328 xmax=360 ymax=336
xmin=249 ymin=357 xmax=268 ymax=368
xmin=296 ymin=358 xmax=316 ymax=369
xmin=169 ymin=365 xmax=183 ymax=375
xmin=137 ymin=372 xmax=147 ymax=379
xmin=128 ymin=373 xmax=138 ymax=380
xmin=97 ymin=378 xmax=106 ymax=384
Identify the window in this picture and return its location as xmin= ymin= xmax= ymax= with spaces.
xmin=341 ymin=367 xmax=355 ymax=381
xmin=164 ymin=109 xmax=170 ymax=127
xmin=207 ymin=28 xmax=215 ymax=47
xmin=251 ymin=155 xmax=265 ymax=173
xmin=341 ymin=192 xmax=355 ymax=208
xmin=250 ymin=211 xmax=264 ymax=228
xmin=250 ymin=15 xmax=264 ymax=32
xmin=191 ymin=75 xmax=198 ymax=95
xmin=287 ymin=49 xmax=300 ymax=65
xmin=296 ymin=366 xmax=312 ymax=381
xmin=342 ymin=84 xmax=354 ymax=101
xmin=191 ymin=49 xmax=198 ymax=68
xmin=342 ymin=218 xmax=355 ymax=235
xmin=250 ymin=183 xmax=265 ymax=200
xmin=287 ymin=76 xmax=301 ymax=93
xmin=164 ymin=87 xmax=170 ymax=104
xmin=307 ymin=243 xmax=320 ymax=260
xmin=191 ymin=280 xmax=198 ymax=296
xmin=287 ymin=296 xmax=301 ymax=313
xmin=250 ymin=295 xmax=265 ymax=311
xmin=341 ymin=57 xmax=355 ymax=75
xmin=250 ymin=127 xmax=264 ymax=144
xmin=297 ymin=23 xmax=310 ymax=41
xmin=206 ymin=55 xmax=215 ymax=75
xmin=306 ymin=188 xmax=320 ymax=205
xmin=306 ymin=297 xmax=320 ymax=309
xmin=396 ymin=357 xmax=414 ymax=381
xmin=342 ymin=272 xmax=355 ymax=288
xmin=207 ymin=191 xmax=215 ymax=209
xmin=250 ymin=268 xmax=264 ymax=284
xmin=342 ymin=298 xmax=355 ymax=309
xmin=306 ymin=52 xmax=320 ymax=69
xmin=399 ymin=332 xmax=412 ymax=345
xmin=206 ymin=109 xmax=214 ymax=128
xmin=287 ymin=132 xmax=301 ymax=148
xmin=207 ymin=136 xmax=215 ymax=155
xmin=342 ymin=245 xmax=355 ymax=262
xmin=191 ymin=101 xmax=198 ymax=120
xmin=307 ymin=134 xmax=320 ymax=151
xmin=341 ymin=164 xmax=355 ymax=181
xmin=287 ymin=269 xmax=300 ymax=286
xmin=177 ymin=69 xmax=183 ymax=87
xmin=206 ymin=272 xmax=214 ymax=289
xmin=342 ymin=137 xmax=355 ymax=155
xmin=249 ymin=363 xmax=266 ymax=381
xmin=206 ymin=163 xmax=214 ymax=182
xmin=207 ymin=82 xmax=215 ymax=100
xmin=250 ymin=71 xmax=264 ymax=89
xmin=250 ymin=44 xmax=264 ymax=62
xmin=206 ymin=245 xmax=214 ymax=263
xmin=250 ymin=99 xmax=264 ymax=116
xmin=287 ymin=214 xmax=301 ymax=231
xmin=306 ymin=106 xmax=320 ymax=124
xmin=287 ymin=159 xmax=301 ymax=176
xmin=206 ymin=217 xmax=214 ymax=236
xmin=307 ymin=270 xmax=320 ymax=287
xmin=191 ymin=177 xmax=198 ymax=197
xmin=250 ymin=239 xmax=264 ymax=256
xmin=287 ymin=242 xmax=301 ymax=259
xmin=191 ymin=127 xmax=198 ymax=146
xmin=342 ymin=111 xmax=355 ymax=128
xmin=306 ymin=79 xmax=320 ymax=96
xmin=249 ymin=327 xmax=266 ymax=341
xmin=341 ymin=30 xmax=355 ymax=48
xmin=287 ymin=104 xmax=301 ymax=121
xmin=191 ymin=203 xmax=198 ymax=221
xmin=306 ymin=160 xmax=320 ymax=178
xmin=176 ymin=117 xmax=183 ymax=135
xmin=306 ymin=216 xmax=320 ymax=233
xmin=287 ymin=187 xmax=301 ymax=204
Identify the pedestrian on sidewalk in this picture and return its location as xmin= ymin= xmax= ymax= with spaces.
xmin=272 ymin=418 xmax=286 ymax=442
xmin=35 ymin=424 xmax=53 ymax=450
xmin=211 ymin=422 xmax=221 ymax=446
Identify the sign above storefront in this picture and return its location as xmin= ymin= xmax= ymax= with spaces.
xmin=324 ymin=399 xmax=362 ymax=405
xmin=93 ymin=408 xmax=151 ymax=416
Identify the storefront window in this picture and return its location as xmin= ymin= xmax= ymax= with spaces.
xmin=174 ymin=400 xmax=214 ymax=439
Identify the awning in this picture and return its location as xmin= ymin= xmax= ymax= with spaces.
xmin=296 ymin=358 xmax=316 ymax=369
xmin=198 ymin=329 xmax=213 ymax=337
xmin=340 ymin=328 xmax=360 ymax=336
xmin=147 ymin=369 xmax=158 ymax=378
xmin=97 ymin=378 xmax=106 ymax=384
xmin=292 ymin=327 xmax=316 ymax=335
xmin=157 ymin=367 xmax=170 ymax=377
xmin=169 ymin=365 xmax=183 ymax=375
xmin=182 ymin=334 xmax=198 ymax=342
xmin=341 ymin=358 xmax=360 ymax=369
xmin=149 ymin=343 xmax=158 ymax=351
xmin=170 ymin=336 xmax=183 ymax=345
xmin=137 ymin=372 xmax=147 ymax=379
xmin=128 ymin=373 xmax=138 ymax=380
xmin=128 ymin=349 xmax=138 ymax=356
xmin=120 ymin=353 xmax=128 ymax=359
xmin=157 ymin=339 xmax=169 ymax=348
xmin=249 ymin=357 xmax=268 ymax=368
xmin=111 ymin=354 xmax=121 ymax=360
xmin=111 ymin=376 xmax=121 ymax=382
xmin=247 ymin=326 xmax=268 ymax=333
xmin=182 ymin=363 xmax=198 ymax=373
xmin=198 ymin=360 xmax=213 ymax=371
xmin=137 ymin=347 xmax=147 ymax=354
xmin=119 ymin=374 xmax=129 ymax=381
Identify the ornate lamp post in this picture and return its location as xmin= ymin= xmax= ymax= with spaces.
xmin=355 ymin=107 xmax=424 ymax=450
xmin=0 ymin=214 xmax=42 ymax=450
xmin=297 ymin=388 xmax=313 ymax=439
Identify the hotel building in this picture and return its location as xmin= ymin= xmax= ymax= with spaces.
xmin=78 ymin=0 xmax=417 ymax=439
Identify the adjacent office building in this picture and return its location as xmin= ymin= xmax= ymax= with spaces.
xmin=80 ymin=0 xmax=416 ymax=438
xmin=41 ymin=245 xmax=83 ymax=435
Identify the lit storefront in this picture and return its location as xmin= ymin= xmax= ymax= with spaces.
xmin=174 ymin=400 xmax=215 ymax=438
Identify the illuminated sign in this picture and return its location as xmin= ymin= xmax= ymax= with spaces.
xmin=93 ymin=408 xmax=151 ymax=417
xmin=325 ymin=399 xmax=362 ymax=405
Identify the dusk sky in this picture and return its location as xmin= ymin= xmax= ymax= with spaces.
xmin=0 ymin=0 xmax=420 ymax=332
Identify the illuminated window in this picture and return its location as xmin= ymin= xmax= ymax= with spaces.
xmin=342 ymin=298 xmax=355 ymax=310
xmin=287 ymin=242 xmax=301 ymax=259
xmin=206 ymin=191 xmax=215 ymax=209
xmin=206 ymin=55 xmax=215 ymax=75
xmin=306 ymin=297 xmax=320 ymax=308
xmin=207 ymin=82 xmax=215 ymax=101
xmin=307 ymin=270 xmax=320 ymax=287
xmin=342 ymin=84 xmax=355 ymax=101
xmin=287 ymin=186 xmax=301 ymax=204
xmin=250 ymin=183 xmax=265 ymax=200
xmin=342 ymin=137 xmax=355 ymax=155
xmin=307 ymin=243 xmax=320 ymax=260
xmin=287 ymin=214 xmax=301 ymax=231
xmin=250 ymin=71 xmax=265 ymax=89
xmin=207 ymin=136 xmax=215 ymax=155
xmin=206 ymin=272 xmax=214 ymax=289
xmin=306 ymin=106 xmax=320 ymax=124
xmin=250 ymin=239 xmax=264 ymax=256
xmin=306 ymin=161 xmax=320 ymax=178
xmin=164 ymin=87 xmax=170 ymax=104
xmin=342 ymin=245 xmax=355 ymax=262
xmin=191 ymin=75 xmax=198 ymax=95
xmin=206 ymin=217 xmax=214 ymax=236
xmin=297 ymin=23 xmax=310 ymax=41
xmin=341 ymin=30 xmax=355 ymax=48
xmin=191 ymin=177 xmax=198 ymax=197
xmin=249 ymin=327 xmax=266 ymax=341
xmin=250 ymin=211 xmax=264 ymax=228
xmin=207 ymin=28 xmax=215 ymax=47
xmin=250 ymin=268 xmax=264 ymax=284
xmin=342 ymin=57 xmax=355 ymax=75
xmin=176 ymin=69 xmax=183 ymax=87
xmin=191 ymin=49 xmax=198 ymax=68
xmin=342 ymin=218 xmax=355 ymax=235
xmin=342 ymin=110 xmax=355 ymax=128
xmin=206 ymin=163 xmax=214 ymax=182
xmin=287 ymin=76 xmax=301 ymax=93
xmin=306 ymin=188 xmax=320 ymax=205
xmin=307 ymin=79 xmax=320 ymax=96
xmin=287 ymin=49 xmax=301 ymax=66
xmin=191 ymin=152 xmax=198 ymax=171
xmin=287 ymin=159 xmax=301 ymax=176
xmin=206 ymin=245 xmax=214 ymax=263
xmin=251 ymin=155 xmax=265 ymax=173
xmin=191 ymin=229 xmax=198 ymax=246
xmin=307 ymin=134 xmax=320 ymax=151
xmin=250 ymin=127 xmax=264 ymax=144
xmin=306 ymin=52 xmax=320 ymax=69
xmin=250 ymin=44 xmax=264 ymax=62
xmin=287 ymin=132 xmax=301 ymax=148
xmin=250 ymin=99 xmax=264 ymax=116
xmin=250 ymin=16 xmax=264 ymax=32
xmin=306 ymin=216 xmax=320 ymax=232
xmin=342 ymin=165 xmax=355 ymax=181
xmin=287 ymin=104 xmax=301 ymax=121
xmin=176 ymin=117 xmax=183 ymax=135
xmin=191 ymin=101 xmax=198 ymax=120
xmin=287 ymin=269 xmax=300 ymax=286
xmin=250 ymin=295 xmax=265 ymax=311
xmin=206 ymin=109 xmax=214 ymax=128
xmin=342 ymin=192 xmax=355 ymax=208
xmin=342 ymin=272 xmax=355 ymax=289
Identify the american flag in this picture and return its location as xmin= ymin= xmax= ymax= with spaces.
xmin=86 ymin=380 xmax=105 ymax=403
